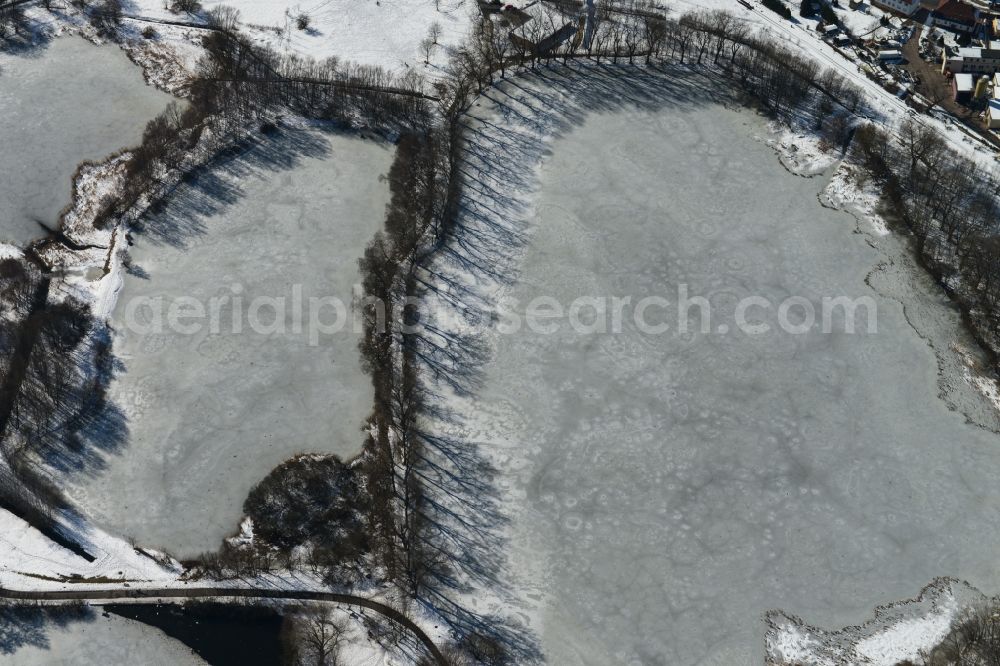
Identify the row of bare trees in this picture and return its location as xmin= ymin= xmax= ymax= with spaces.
xmin=357 ymin=129 xmax=451 ymax=591
xmin=446 ymin=4 xmax=866 ymax=122
xmin=0 ymin=258 xmax=100 ymax=553
xmin=191 ymin=28 xmax=431 ymax=130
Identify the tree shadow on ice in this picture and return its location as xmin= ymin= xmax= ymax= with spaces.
xmin=26 ymin=322 xmax=129 ymax=482
xmin=409 ymin=64 xmax=754 ymax=663
xmin=0 ymin=604 xmax=95 ymax=656
xmin=0 ymin=19 xmax=54 ymax=56
xmin=412 ymin=423 xmax=542 ymax=662
xmin=131 ymin=125 xmax=334 ymax=250
xmin=421 ymin=64 xmax=756 ymax=396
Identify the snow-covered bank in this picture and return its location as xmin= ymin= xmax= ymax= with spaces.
xmin=766 ymin=578 xmax=984 ymax=666
xmin=4 ymin=608 xmax=208 ymax=665
xmin=0 ymin=507 xmax=181 ymax=592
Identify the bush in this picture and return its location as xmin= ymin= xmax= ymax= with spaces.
xmin=762 ymin=0 xmax=792 ymax=19
xmin=205 ymin=4 xmax=240 ymax=30
xmin=819 ymin=1 xmax=838 ymax=24
xmin=243 ymin=455 xmax=366 ymax=556
xmin=169 ymin=0 xmax=201 ymax=13
xmin=927 ymin=604 xmax=1000 ymax=665
xmin=90 ymin=0 xmax=122 ymax=37
xmin=141 ymin=25 xmax=156 ymax=38
xmin=295 ymin=12 xmax=310 ymax=30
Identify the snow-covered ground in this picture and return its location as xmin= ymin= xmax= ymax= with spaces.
xmin=416 ymin=65 xmax=1000 ymax=663
xmin=0 ymin=506 xmax=181 ymax=591
xmin=58 ymin=124 xmax=393 ymax=556
xmin=126 ymin=0 xmax=477 ymax=75
xmin=0 ymin=35 xmax=173 ymax=245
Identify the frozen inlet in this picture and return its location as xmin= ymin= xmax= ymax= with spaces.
xmin=0 ymin=37 xmax=174 ymax=246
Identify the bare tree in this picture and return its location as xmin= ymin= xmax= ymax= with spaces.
xmin=487 ymin=18 xmax=511 ymax=77
xmin=169 ymin=0 xmax=201 ymax=13
xmin=206 ymin=4 xmax=241 ymax=30
xmin=622 ymin=15 xmax=642 ymax=64
xmin=420 ymin=36 xmax=435 ymax=64
xmin=643 ymin=15 xmax=666 ymax=64
xmin=91 ymin=0 xmax=123 ymax=37
xmin=283 ymin=606 xmax=348 ymax=666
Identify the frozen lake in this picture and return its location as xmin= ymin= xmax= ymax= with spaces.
xmin=0 ymin=37 xmax=173 ymax=246
xmin=65 ymin=127 xmax=393 ymax=555
xmin=439 ymin=74 xmax=1000 ymax=664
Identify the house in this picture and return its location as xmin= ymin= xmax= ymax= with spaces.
xmin=929 ymin=0 xmax=981 ymax=34
xmin=526 ymin=22 xmax=576 ymax=53
xmin=872 ymin=0 xmax=922 ymax=16
xmin=987 ymin=97 xmax=1000 ymax=127
xmin=820 ymin=23 xmax=840 ymax=38
xmin=953 ymin=71 xmax=976 ymax=101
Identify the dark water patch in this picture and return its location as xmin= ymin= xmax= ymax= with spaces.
xmin=107 ymin=603 xmax=283 ymax=666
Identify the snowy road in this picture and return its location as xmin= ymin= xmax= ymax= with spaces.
xmin=0 ymin=585 xmax=447 ymax=665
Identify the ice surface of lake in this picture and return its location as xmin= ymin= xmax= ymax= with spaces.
xmin=442 ymin=75 xmax=1000 ymax=664
xmin=0 ymin=37 xmax=173 ymax=245
xmin=4 ymin=610 xmax=205 ymax=665
xmin=66 ymin=127 xmax=392 ymax=555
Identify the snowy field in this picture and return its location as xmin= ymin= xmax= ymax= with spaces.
xmin=61 ymin=125 xmax=393 ymax=555
xmin=198 ymin=0 xmax=474 ymax=73
xmin=421 ymin=67 xmax=1000 ymax=664
xmin=3 ymin=609 xmax=205 ymax=665
xmin=0 ymin=36 xmax=173 ymax=245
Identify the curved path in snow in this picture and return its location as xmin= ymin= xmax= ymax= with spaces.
xmin=0 ymin=585 xmax=447 ymax=664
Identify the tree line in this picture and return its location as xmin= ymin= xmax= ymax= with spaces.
xmin=0 ymin=257 xmax=101 ymax=556
xmin=853 ymin=120 xmax=1000 ymax=358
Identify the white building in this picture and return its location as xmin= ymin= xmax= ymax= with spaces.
xmin=987 ymin=98 xmax=1000 ymax=128
xmin=872 ymin=0 xmax=922 ymax=15
xmin=942 ymin=46 xmax=1000 ymax=73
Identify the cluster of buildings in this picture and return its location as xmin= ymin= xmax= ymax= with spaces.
xmin=872 ymin=0 xmax=982 ymax=32
xmin=942 ymin=42 xmax=1000 ymax=72
xmin=950 ymin=71 xmax=1000 ymax=125
xmin=871 ymin=0 xmax=1000 ymax=74
xmin=872 ymin=0 xmax=1000 ymax=127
